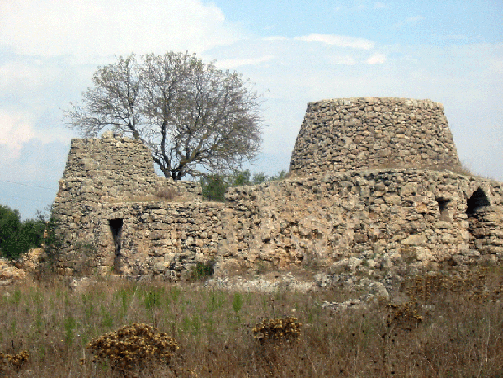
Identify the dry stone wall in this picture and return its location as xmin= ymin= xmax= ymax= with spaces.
xmin=53 ymin=166 xmax=503 ymax=279
xmin=225 ymin=170 xmax=503 ymax=271
xmin=290 ymin=98 xmax=462 ymax=176
xmin=54 ymin=201 xmax=230 ymax=278
xmin=55 ymin=134 xmax=200 ymax=207
xmin=52 ymin=133 xmax=202 ymax=277
xmin=51 ymin=98 xmax=503 ymax=280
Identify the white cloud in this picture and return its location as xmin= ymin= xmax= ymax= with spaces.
xmin=406 ymin=16 xmax=424 ymax=24
xmin=0 ymin=61 xmax=59 ymax=94
xmin=216 ymin=55 xmax=275 ymax=69
xmin=0 ymin=0 xmax=242 ymax=57
xmin=295 ymin=34 xmax=375 ymax=50
xmin=394 ymin=15 xmax=425 ymax=29
xmin=329 ymin=55 xmax=357 ymax=65
xmin=0 ymin=106 xmax=71 ymax=159
xmin=263 ymin=36 xmax=289 ymax=42
xmin=0 ymin=111 xmax=36 ymax=158
xmin=489 ymin=58 xmax=503 ymax=74
xmin=334 ymin=2 xmax=387 ymax=13
xmin=366 ymin=53 xmax=386 ymax=64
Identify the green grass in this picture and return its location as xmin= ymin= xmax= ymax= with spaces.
xmin=0 ymin=269 xmax=502 ymax=377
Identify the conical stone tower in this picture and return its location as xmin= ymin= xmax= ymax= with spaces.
xmin=289 ymin=97 xmax=462 ymax=176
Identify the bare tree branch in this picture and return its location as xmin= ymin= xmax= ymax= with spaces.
xmin=65 ymin=51 xmax=264 ymax=180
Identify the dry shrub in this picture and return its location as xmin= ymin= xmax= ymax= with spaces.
xmin=403 ymin=267 xmax=503 ymax=304
xmin=0 ymin=350 xmax=29 ymax=373
xmin=155 ymin=188 xmax=177 ymax=201
xmin=252 ymin=317 xmax=302 ymax=343
xmin=375 ymin=267 xmax=503 ymax=377
xmin=385 ymin=302 xmax=423 ymax=329
xmin=451 ymin=163 xmax=476 ymax=177
xmin=368 ymin=157 xmax=479 ymax=178
xmin=86 ymin=323 xmax=178 ymax=373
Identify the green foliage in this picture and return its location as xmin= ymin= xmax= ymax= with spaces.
xmin=100 ymin=306 xmax=114 ymax=329
xmin=232 ymin=292 xmax=244 ymax=314
xmin=207 ymin=291 xmax=226 ymax=312
xmin=268 ymin=169 xmax=288 ymax=181
xmin=169 ymin=287 xmax=181 ymax=304
xmin=190 ymin=261 xmax=215 ymax=281
xmin=229 ymin=169 xmax=252 ymax=186
xmin=229 ymin=169 xmax=286 ymax=186
xmin=63 ymin=315 xmax=78 ymax=345
xmin=200 ymin=174 xmax=227 ymax=201
xmin=11 ymin=289 xmax=22 ymax=306
xmin=252 ymin=172 xmax=268 ymax=184
xmin=143 ymin=288 xmax=163 ymax=310
xmin=200 ymin=169 xmax=288 ymax=201
xmin=0 ymin=205 xmax=46 ymax=260
xmin=113 ymin=286 xmax=136 ymax=317
xmin=182 ymin=315 xmax=202 ymax=335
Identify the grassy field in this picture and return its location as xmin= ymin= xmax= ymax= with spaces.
xmin=1 ymin=267 xmax=503 ymax=377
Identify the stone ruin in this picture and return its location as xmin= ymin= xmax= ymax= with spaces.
xmin=51 ymin=97 xmax=503 ymax=280
xmin=290 ymin=97 xmax=462 ymax=175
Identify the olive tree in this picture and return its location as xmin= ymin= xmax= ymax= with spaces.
xmin=65 ymin=52 xmax=263 ymax=180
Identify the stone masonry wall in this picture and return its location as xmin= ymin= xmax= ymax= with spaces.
xmin=290 ymin=98 xmax=462 ymax=176
xmin=53 ymin=201 xmax=230 ymax=278
xmin=51 ymin=98 xmax=503 ymax=280
xmin=52 ymin=133 xmax=202 ymax=276
xmin=53 ymin=167 xmax=503 ymax=278
xmin=55 ymin=133 xmax=201 ymax=207
xmin=225 ymin=170 xmax=503 ymax=271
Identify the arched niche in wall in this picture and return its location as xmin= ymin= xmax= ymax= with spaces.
xmin=466 ymin=187 xmax=491 ymax=217
xmin=436 ymin=197 xmax=451 ymax=222
xmin=466 ymin=187 xmax=491 ymax=250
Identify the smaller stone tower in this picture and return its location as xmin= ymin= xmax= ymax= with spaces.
xmin=289 ymin=97 xmax=462 ymax=176
xmin=55 ymin=132 xmax=166 ymax=207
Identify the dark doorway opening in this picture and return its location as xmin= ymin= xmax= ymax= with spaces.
xmin=466 ymin=187 xmax=491 ymax=251
xmin=466 ymin=188 xmax=490 ymax=216
xmin=436 ymin=198 xmax=451 ymax=221
xmin=109 ymin=218 xmax=124 ymax=254
xmin=109 ymin=218 xmax=123 ymax=273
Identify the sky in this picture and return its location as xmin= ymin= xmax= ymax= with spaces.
xmin=0 ymin=0 xmax=502 ymax=219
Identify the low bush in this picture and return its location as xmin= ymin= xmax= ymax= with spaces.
xmin=200 ymin=174 xmax=227 ymax=201
xmin=155 ymin=187 xmax=178 ymax=201
xmin=86 ymin=323 xmax=178 ymax=373
xmin=200 ymin=169 xmax=289 ymax=201
xmin=252 ymin=316 xmax=302 ymax=343
xmin=0 ymin=350 xmax=29 ymax=373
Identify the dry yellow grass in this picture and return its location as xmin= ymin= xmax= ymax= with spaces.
xmin=0 ymin=266 xmax=502 ymax=377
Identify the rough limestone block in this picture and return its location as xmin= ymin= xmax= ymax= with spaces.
xmin=402 ymin=234 xmax=427 ymax=245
